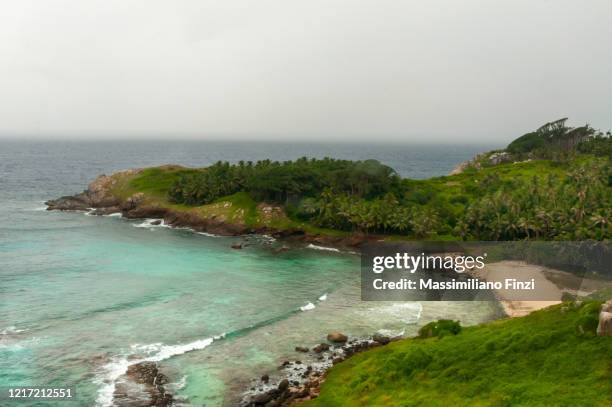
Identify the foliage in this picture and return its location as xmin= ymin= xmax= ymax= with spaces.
xmin=127 ymin=157 xmax=611 ymax=240
xmin=577 ymin=132 xmax=612 ymax=157
xmin=121 ymin=121 xmax=611 ymax=241
xmin=459 ymin=161 xmax=611 ymax=240
xmin=167 ymin=158 xmax=399 ymax=205
xmin=506 ymin=131 xmax=546 ymax=154
xmin=305 ymin=302 xmax=611 ymax=407
xmin=506 ymin=118 xmax=604 ymax=159
xmin=418 ymin=319 xmax=462 ymax=338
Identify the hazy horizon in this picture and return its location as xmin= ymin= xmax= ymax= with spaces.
xmin=0 ymin=135 xmax=504 ymax=147
xmin=2 ymin=0 xmax=611 ymax=142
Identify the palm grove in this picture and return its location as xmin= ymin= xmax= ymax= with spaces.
xmin=168 ymin=121 xmax=611 ymax=241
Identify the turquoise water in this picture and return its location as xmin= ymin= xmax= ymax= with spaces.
xmin=0 ymin=141 xmax=501 ymax=406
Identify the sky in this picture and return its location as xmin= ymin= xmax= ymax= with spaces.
xmin=1 ymin=0 xmax=611 ymax=142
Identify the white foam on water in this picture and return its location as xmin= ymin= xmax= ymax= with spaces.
xmin=95 ymin=335 xmax=219 ymax=406
xmin=0 ymin=336 xmax=41 ymax=352
xmin=130 ymin=220 xmax=223 ymax=238
xmin=104 ymin=212 xmax=122 ymax=217
xmin=376 ymin=328 xmax=406 ymax=338
xmin=0 ymin=326 xmax=27 ymax=335
xmin=130 ymin=342 xmax=163 ymax=354
xmin=95 ymin=356 xmax=131 ymax=407
xmin=300 ymin=302 xmax=316 ymax=311
xmin=26 ymin=201 xmax=48 ymax=211
xmin=0 ymin=326 xmax=31 ymax=351
xmin=196 ymin=231 xmax=221 ymax=238
xmin=146 ymin=337 xmax=214 ymax=362
xmin=132 ymin=219 xmax=167 ymax=228
xmin=0 ymin=343 xmax=24 ymax=351
xmin=175 ymin=375 xmax=188 ymax=390
xmin=365 ymin=302 xmax=423 ymax=324
xmin=306 ymin=244 xmax=340 ymax=252
xmin=318 ymin=293 xmax=328 ymax=301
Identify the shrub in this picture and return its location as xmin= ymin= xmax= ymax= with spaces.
xmin=418 ymin=319 xmax=462 ymax=338
xmin=401 ymin=348 xmax=433 ymax=376
xmin=574 ymin=301 xmax=601 ymax=337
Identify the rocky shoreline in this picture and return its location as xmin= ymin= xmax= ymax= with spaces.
xmin=45 ymin=171 xmax=374 ymax=250
xmin=113 ymin=362 xmax=174 ymax=407
xmin=241 ymin=331 xmax=397 ymax=407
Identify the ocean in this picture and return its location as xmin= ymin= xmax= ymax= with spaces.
xmin=0 ymin=140 xmax=501 ymax=406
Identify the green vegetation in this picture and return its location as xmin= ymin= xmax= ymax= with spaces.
xmin=305 ymin=302 xmax=611 ymax=407
xmin=111 ymin=120 xmax=610 ymax=240
xmin=506 ymin=118 xmax=611 ymax=159
xmin=167 ymin=158 xmax=399 ymax=205
xmin=418 ymin=319 xmax=462 ymax=338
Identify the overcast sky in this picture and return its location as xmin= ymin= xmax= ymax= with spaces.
xmin=1 ymin=0 xmax=611 ymax=142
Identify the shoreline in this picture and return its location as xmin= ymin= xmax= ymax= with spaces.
xmin=44 ymin=170 xmax=377 ymax=251
xmin=43 ymin=170 xmax=610 ymax=406
xmin=466 ymin=260 xmax=610 ymax=318
xmin=240 ymin=333 xmax=399 ymax=406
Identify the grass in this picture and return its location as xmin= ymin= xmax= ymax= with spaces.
xmin=403 ymin=159 xmax=570 ymax=208
xmin=127 ymin=166 xmax=202 ymax=198
xmin=107 ymin=166 xmax=352 ymax=234
xmin=305 ymin=302 xmax=611 ymax=407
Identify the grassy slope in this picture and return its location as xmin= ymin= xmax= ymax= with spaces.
xmin=107 ymin=166 xmax=348 ymax=235
xmin=103 ymin=158 xmax=600 ymax=238
xmin=305 ymin=302 xmax=611 ymax=407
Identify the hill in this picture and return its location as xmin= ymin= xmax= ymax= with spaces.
xmin=46 ymin=120 xmax=611 ymax=242
xmin=303 ymin=301 xmax=611 ymax=407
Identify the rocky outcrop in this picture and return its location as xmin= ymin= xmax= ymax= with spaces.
xmin=46 ymin=171 xmax=138 ymax=211
xmin=45 ymin=168 xmax=377 ymax=249
xmin=45 ymin=193 xmax=92 ymax=211
xmin=326 ymin=331 xmax=348 ymax=343
xmin=449 ymin=160 xmax=472 ymax=176
xmin=163 ymin=210 xmax=249 ymax=236
xmin=243 ymin=333 xmax=397 ymax=406
xmin=488 ymin=151 xmax=511 ymax=165
xmin=597 ymin=300 xmax=612 ymax=336
xmin=114 ymin=361 xmax=173 ymax=407
xmin=312 ymin=343 xmax=330 ymax=353
xmin=372 ymin=333 xmax=391 ymax=345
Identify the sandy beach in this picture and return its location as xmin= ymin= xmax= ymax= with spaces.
xmin=469 ymin=260 xmax=608 ymax=318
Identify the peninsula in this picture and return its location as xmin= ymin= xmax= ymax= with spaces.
xmin=47 ymin=119 xmax=611 ymax=244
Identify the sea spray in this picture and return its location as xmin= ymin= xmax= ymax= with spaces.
xmin=300 ymin=302 xmax=316 ymax=311
xmin=306 ymin=244 xmax=340 ymax=252
xmin=95 ymin=335 xmax=219 ymax=406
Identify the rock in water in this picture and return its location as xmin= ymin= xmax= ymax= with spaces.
xmin=372 ymin=333 xmax=390 ymax=345
xmin=231 ymin=243 xmax=243 ymax=249
xmin=120 ymin=362 xmax=173 ymax=407
xmin=312 ymin=343 xmax=330 ymax=353
xmin=327 ymin=331 xmax=348 ymax=343
xmin=45 ymin=194 xmax=91 ymax=211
